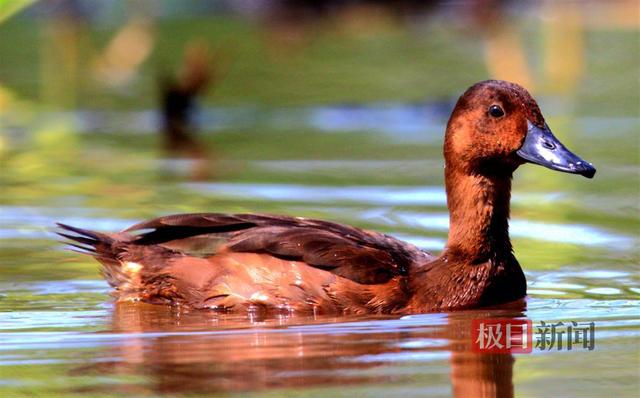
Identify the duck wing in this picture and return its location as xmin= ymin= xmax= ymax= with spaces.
xmin=125 ymin=213 xmax=433 ymax=285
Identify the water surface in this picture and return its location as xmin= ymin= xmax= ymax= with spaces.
xmin=1 ymin=114 xmax=639 ymax=396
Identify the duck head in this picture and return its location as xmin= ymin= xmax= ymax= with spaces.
xmin=444 ymin=80 xmax=596 ymax=178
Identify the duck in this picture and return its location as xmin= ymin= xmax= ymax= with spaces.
xmin=58 ymin=80 xmax=595 ymax=315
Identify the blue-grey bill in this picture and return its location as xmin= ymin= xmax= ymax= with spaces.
xmin=516 ymin=121 xmax=596 ymax=178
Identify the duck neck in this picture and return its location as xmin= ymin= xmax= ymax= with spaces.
xmin=443 ymin=166 xmax=513 ymax=263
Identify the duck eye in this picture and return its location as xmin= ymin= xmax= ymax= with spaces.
xmin=488 ymin=105 xmax=505 ymax=118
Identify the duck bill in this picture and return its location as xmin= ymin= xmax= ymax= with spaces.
xmin=517 ymin=121 xmax=596 ymax=178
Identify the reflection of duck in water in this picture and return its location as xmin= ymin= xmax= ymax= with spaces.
xmin=77 ymin=302 xmax=519 ymax=396
xmin=59 ymin=80 xmax=595 ymax=315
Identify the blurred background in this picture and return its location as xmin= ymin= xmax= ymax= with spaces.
xmin=0 ymin=1 xmax=639 ymax=397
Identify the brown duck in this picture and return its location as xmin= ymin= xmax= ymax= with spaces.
xmin=58 ymin=80 xmax=595 ymax=315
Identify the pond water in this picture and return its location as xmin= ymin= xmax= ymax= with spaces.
xmin=1 ymin=102 xmax=639 ymax=397
xmin=1 ymin=4 xmax=639 ymax=397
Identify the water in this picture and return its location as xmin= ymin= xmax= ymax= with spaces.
xmin=1 ymin=111 xmax=639 ymax=396
xmin=2 ymin=101 xmax=639 ymax=397
xmin=1 ymin=4 xmax=639 ymax=397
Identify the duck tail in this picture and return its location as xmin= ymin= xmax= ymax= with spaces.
xmin=56 ymin=223 xmax=113 ymax=254
xmin=56 ymin=223 xmax=131 ymax=290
